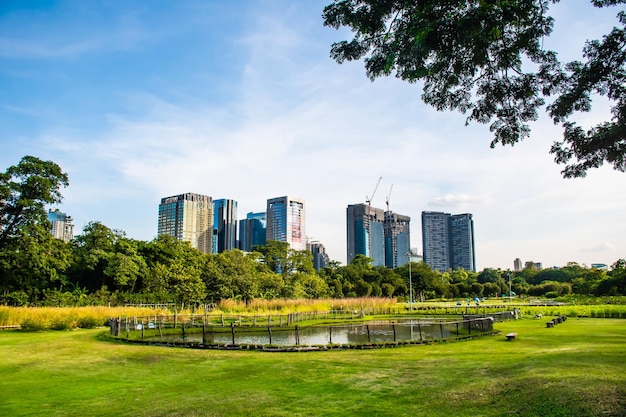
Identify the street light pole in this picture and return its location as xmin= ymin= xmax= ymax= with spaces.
xmin=405 ymin=250 xmax=413 ymax=313
xmin=508 ymin=272 xmax=512 ymax=302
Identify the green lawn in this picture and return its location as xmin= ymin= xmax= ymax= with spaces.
xmin=0 ymin=318 xmax=624 ymax=416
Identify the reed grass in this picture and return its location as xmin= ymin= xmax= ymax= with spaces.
xmin=0 ymin=306 xmax=171 ymax=330
xmin=213 ymin=297 xmax=398 ymax=314
xmin=3 ymin=298 xmax=625 ymax=331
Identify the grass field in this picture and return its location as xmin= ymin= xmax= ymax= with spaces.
xmin=0 ymin=318 xmax=624 ymax=416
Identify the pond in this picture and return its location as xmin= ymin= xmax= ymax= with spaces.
xmin=142 ymin=318 xmax=489 ymax=347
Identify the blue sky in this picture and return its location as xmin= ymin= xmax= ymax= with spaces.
xmin=1 ymin=0 xmax=624 ymax=270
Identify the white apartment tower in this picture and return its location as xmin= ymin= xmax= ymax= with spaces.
xmin=47 ymin=209 xmax=74 ymax=242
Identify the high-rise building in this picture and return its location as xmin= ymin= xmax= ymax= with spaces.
xmin=384 ymin=211 xmax=411 ymax=268
xmin=238 ymin=211 xmax=267 ymax=252
xmin=213 ymin=199 xmax=238 ymax=253
xmin=308 ymin=240 xmax=330 ymax=271
xmin=422 ymin=211 xmax=476 ymax=272
xmin=449 ymin=213 xmax=475 ymax=271
xmin=266 ymin=196 xmax=306 ymax=251
xmin=346 ymin=203 xmax=385 ymax=266
xmin=347 ymin=203 xmax=411 ymax=268
xmin=421 ymin=211 xmax=450 ymax=272
xmin=47 ymin=209 xmax=74 ymax=242
xmin=524 ymin=261 xmax=542 ymax=270
xmin=158 ymin=193 xmax=213 ymax=254
xmin=513 ymin=258 xmax=523 ymax=272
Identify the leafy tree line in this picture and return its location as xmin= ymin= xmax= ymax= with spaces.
xmin=1 ymin=156 xmax=625 ymax=306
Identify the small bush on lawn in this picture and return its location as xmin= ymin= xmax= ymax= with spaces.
xmin=51 ymin=316 xmax=76 ymax=330
xmin=20 ymin=318 xmax=49 ymax=331
xmin=77 ymin=316 xmax=102 ymax=329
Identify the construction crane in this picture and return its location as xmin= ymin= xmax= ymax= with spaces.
xmin=385 ymin=184 xmax=393 ymax=211
xmin=366 ymin=176 xmax=382 ymax=206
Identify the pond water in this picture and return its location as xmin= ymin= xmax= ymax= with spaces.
xmin=145 ymin=319 xmax=475 ymax=347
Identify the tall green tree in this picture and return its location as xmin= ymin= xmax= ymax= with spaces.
xmin=104 ymin=238 xmax=147 ymax=293
xmin=254 ymin=241 xmax=290 ymax=274
xmin=0 ymin=156 xmax=69 ymax=245
xmin=69 ymin=221 xmax=122 ymax=291
xmin=0 ymin=223 xmax=71 ymax=304
xmin=0 ymin=156 xmax=70 ymax=303
xmin=597 ymin=259 xmax=626 ymax=295
xmin=203 ymin=249 xmax=274 ymax=301
xmin=323 ymin=0 xmax=626 ymax=177
xmin=143 ymin=259 xmax=205 ymax=305
xmin=398 ymin=261 xmax=439 ymax=301
xmin=137 ymin=235 xmax=206 ymax=304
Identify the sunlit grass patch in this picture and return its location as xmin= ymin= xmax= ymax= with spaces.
xmin=0 ymin=318 xmax=625 ymax=416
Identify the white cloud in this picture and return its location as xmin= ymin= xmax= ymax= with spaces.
xmin=581 ymin=242 xmax=616 ymax=253
xmin=429 ymin=194 xmax=493 ymax=210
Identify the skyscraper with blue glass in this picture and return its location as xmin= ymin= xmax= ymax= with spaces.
xmin=213 ymin=199 xmax=238 ymax=253
xmin=346 ymin=203 xmax=386 ymax=266
xmin=266 ymin=196 xmax=306 ymax=251
xmin=449 ymin=213 xmax=476 ymax=271
xmin=384 ymin=211 xmax=411 ymax=268
xmin=238 ymin=211 xmax=267 ymax=252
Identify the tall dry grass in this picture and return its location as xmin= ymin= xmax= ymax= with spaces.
xmin=0 ymin=306 xmax=172 ymax=330
xmin=214 ymin=297 xmax=398 ymax=314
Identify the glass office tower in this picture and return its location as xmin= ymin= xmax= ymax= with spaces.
xmin=266 ymin=196 xmax=306 ymax=251
xmin=449 ymin=213 xmax=476 ymax=271
xmin=384 ymin=211 xmax=411 ymax=268
xmin=238 ymin=211 xmax=267 ymax=252
xmin=158 ymin=193 xmax=213 ymax=254
xmin=422 ymin=211 xmax=475 ymax=272
xmin=213 ymin=199 xmax=238 ymax=253
xmin=346 ymin=203 xmax=385 ymax=267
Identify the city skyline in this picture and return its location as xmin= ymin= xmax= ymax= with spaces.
xmin=1 ymin=1 xmax=624 ymax=270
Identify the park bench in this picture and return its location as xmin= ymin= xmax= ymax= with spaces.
xmin=506 ymin=332 xmax=517 ymax=341
xmin=546 ymin=316 xmax=567 ymax=328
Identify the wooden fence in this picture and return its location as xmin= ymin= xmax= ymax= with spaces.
xmin=109 ymin=310 xmax=512 ymax=349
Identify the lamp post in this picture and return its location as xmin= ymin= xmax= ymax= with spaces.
xmin=405 ymin=250 xmax=413 ymax=313
xmin=506 ymin=271 xmax=512 ymax=301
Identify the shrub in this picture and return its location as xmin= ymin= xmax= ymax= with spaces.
xmin=20 ymin=318 xmax=49 ymax=331
xmin=51 ymin=316 xmax=76 ymax=330
xmin=77 ymin=316 xmax=102 ymax=329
